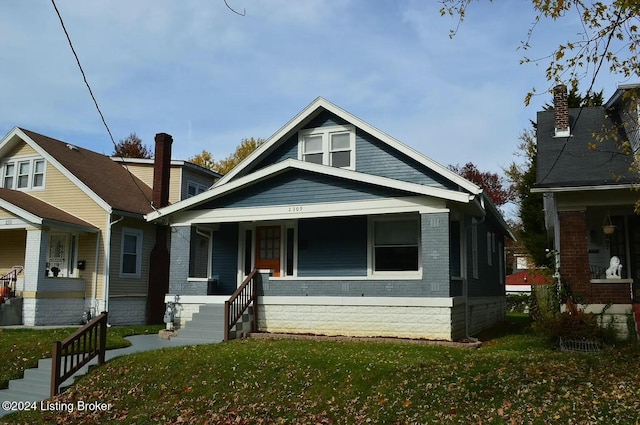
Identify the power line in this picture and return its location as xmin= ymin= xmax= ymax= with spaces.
xmin=538 ymin=9 xmax=624 ymax=184
xmin=50 ymin=0 xmax=155 ymax=210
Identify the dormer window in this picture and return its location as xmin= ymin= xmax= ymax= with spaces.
xmin=298 ymin=125 xmax=355 ymax=170
xmin=1 ymin=158 xmax=45 ymax=190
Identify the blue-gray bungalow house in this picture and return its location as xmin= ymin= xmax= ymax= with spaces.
xmin=146 ymin=98 xmax=511 ymax=341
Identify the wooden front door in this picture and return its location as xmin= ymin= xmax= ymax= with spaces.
xmin=255 ymin=226 xmax=281 ymax=277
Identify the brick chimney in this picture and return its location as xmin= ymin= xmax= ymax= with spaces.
xmin=147 ymin=132 xmax=172 ymax=324
xmin=152 ymin=133 xmax=173 ymax=209
xmin=553 ymin=85 xmax=570 ymax=137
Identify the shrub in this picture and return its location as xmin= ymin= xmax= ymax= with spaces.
xmin=534 ymin=312 xmax=618 ymax=345
xmin=506 ymin=293 xmax=530 ymax=313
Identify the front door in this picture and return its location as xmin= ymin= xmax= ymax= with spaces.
xmin=255 ymin=226 xmax=281 ymax=277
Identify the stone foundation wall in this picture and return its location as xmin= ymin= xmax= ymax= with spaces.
xmin=108 ymin=298 xmax=147 ymax=326
xmin=23 ymin=298 xmax=85 ymax=326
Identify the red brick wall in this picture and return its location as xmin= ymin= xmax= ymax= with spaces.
xmin=559 ymin=211 xmax=631 ymax=304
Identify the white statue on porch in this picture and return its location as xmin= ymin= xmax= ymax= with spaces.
xmin=605 ymin=256 xmax=623 ymax=279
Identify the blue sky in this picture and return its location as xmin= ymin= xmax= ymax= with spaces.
xmin=0 ymin=1 xmax=630 ymax=182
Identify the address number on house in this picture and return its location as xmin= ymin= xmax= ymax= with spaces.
xmin=287 ymin=206 xmax=303 ymax=213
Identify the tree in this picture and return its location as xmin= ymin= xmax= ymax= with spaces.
xmin=189 ymin=150 xmax=216 ymax=171
xmin=504 ymin=87 xmax=603 ymax=267
xmin=504 ymin=129 xmax=549 ymax=267
xmin=440 ymin=1 xmax=640 ymax=104
xmin=448 ymin=162 xmax=513 ymax=207
xmin=188 ymin=137 xmax=265 ymax=175
xmin=113 ymin=133 xmax=152 ymax=159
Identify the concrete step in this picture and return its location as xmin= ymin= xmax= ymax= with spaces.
xmin=0 ymin=389 xmax=44 ymax=403
xmin=8 ymin=377 xmax=50 ymax=398
xmin=176 ymin=328 xmax=224 ymax=342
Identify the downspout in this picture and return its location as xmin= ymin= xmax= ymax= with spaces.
xmin=93 ymin=229 xmax=102 ymax=314
xmin=103 ymin=214 xmax=124 ymax=314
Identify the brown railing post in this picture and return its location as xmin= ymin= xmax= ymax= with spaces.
xmin=98 ymin=311 xmax=108 ymax=365
xmin=50 ymin=341 xmax=62 ymax=398
xmin=252 ymin=273 xmax=258 ymax=334
xmin=224 ymin=301 xmax=231 ymax=341
xmin=50 ymin=311 xmax=109 ymax=397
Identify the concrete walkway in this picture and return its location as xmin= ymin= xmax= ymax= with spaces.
xmin=0 ymin=333 xmax=217 ymax=418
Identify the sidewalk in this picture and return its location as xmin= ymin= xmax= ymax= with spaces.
xmin=0 ymin=333 xmax=217 ymax=418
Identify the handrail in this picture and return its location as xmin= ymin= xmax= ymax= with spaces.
xmin=0 ymin=267 xmax=23 ymax=296
xmin=50 ymin=311 xmax=108 ymax=397
xmin=224 ymin=269 xmax=258 ymax=341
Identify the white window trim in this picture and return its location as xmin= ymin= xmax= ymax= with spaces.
xmin=187 ymin=180 xmax=208 ymax=198
xmin=367 ymin=214 xmax=422 ymax=279
xmin=120 ymin=227 xmax=143 ymax=279
xmin=237 ymin=221 xmax=297 ymax=285
xmin=1 ymin=157 xmax=46 ymax=191
xmin=298 ymin=124 xmax=356 ymax=170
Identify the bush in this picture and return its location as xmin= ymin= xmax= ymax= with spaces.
xmin=506 ymin=293 xmax=530 ymax=313
xmin=534 ymin=312 xmax=618 ymax=345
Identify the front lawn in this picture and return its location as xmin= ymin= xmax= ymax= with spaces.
xmin=0 ymin=325 xmax=163 ymax=390
xmin=5 ymin=315 xmax=640 ymax=424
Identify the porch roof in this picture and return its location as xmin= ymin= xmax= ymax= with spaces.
xmin=0 ymin=188 xmax=98 ymax=232
xmin=145 ymin=159 xmax=477 ymax=223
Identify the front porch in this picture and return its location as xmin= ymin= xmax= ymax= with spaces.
xmin=0 ymin=226 xmax=98 ymax=326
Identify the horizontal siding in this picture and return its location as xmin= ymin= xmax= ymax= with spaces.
xmin=201 ymin=170 xmax=410 ymax=209
xmin=181 ymin=168 xmax=216 ymax=202
xmin=0 ymin=208 xmax=16 ymax=219
xmin=0 ymin=229 xmax=26 ymax=275
xmin=297 ymin=217 xmax=367 ymax=277
xmin=302 ymin=110 xmax=350 ymax=129
xmin=109 ymin=218 xmax=155 ymax=297
xmin=77 ymin=232 xmax=101 ymax=298
xmin=35 ymin=163 xmax=107 ymax=227
xmin=4 ymin=140 xmax=38 ymax=158
xmin=356 ymin=131 xmax=456 ymax=189
xmin=212 ymin=223 xmax=239 ymax=294
xmin=122 ymin=163 xmax=154 ymax=188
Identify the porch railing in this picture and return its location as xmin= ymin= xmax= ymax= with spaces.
xmin=224 ymin=269 xmax=258 ymax=341
xmin=50 ymin=311 xmax=108 ymax=397
xmin=0 ymin=266 xmax=23 ymax=298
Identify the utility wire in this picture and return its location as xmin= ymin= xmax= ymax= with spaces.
xmin=538 ymin=9 xmax=623 ymax=184
xmin=50 ymin=0 xmax=156 ymax=210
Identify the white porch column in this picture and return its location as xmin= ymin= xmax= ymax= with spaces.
xmin=23 ymin=228 xmax=48 ymax=292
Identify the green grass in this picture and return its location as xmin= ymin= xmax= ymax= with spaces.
xmin=0 ymin=324 xmax=163 ymax=390
xmin=4 ymin=316 xmax=640 ymax=424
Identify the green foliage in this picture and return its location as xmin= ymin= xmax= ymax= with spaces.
xmin=536 ymin=312 xmax=618 ymax=345
xmin=506 ymin=293 xmax=530 ymax=313
xmin=188 ymin=137 xmax=264 ymax=175
xmin=112 ymin=133 xmax=152 ymax=159
xmin=505 ymin=129 xmax=550 ymax=266
xmin=441 ymin=1 xmax=640 ymax=105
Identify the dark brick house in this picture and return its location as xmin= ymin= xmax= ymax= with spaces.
xmin=533 ymin=84 xmax=640 ymax=338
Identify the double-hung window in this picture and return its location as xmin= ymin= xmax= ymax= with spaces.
xmin=371 ymin=216 xmax=420 ymax=274
xmin=1 ymin=158 xmax=46 ymax=190
xmin=187 ymin=181 xmax=208 ymax=198
xmin=121 ymin=228 xmax=143 ymax=278
xmin=299 ymin=125 xmax=355 ymax=170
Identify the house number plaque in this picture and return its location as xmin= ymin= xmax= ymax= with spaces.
xmin=288 ymin=206 xmax=303 ymax=213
